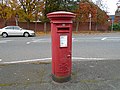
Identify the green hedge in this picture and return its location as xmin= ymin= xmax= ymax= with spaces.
xmin=110 ymin=23 xmax=120 ymax=31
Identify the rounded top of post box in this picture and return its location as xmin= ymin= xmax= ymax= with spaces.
xmin=47 ymin=11 xmax=75 ymax=18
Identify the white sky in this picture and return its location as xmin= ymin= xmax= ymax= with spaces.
xmin=93 ymin=0 xmax=119 ymax=15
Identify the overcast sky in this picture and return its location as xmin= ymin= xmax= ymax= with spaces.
xmin=93 ymin=0 xmax=119 ymax=15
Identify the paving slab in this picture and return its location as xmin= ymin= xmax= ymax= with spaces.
xmin=0 ymin=60 xmax=120 ymax=90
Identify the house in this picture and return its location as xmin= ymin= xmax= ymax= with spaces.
xmin=114 ymin=6 xmax=120 ymax=23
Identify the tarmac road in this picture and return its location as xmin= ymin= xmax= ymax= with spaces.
xmin=0 ymin=32 xmax=120 ymax=63
xmin=1 ymin=33 xmax=120 ymax=90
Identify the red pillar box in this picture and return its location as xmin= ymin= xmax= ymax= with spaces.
xmin=47 ymin=11 xmax=75 ymax=83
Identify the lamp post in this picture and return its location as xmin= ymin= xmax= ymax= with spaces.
xmin=111 ymin=18 xmax=114 ymax=31
xmin=89 ymin=13 xmax=92 ymax=31
xmin=108 ymin=18 xmax=114 ymax=32
xmin=116 ymin=1 xmax=120 ymax=31
xmin=15 ymin=14 xmax=19 ymax=26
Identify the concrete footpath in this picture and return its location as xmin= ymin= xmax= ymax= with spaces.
xmin=0 ymin=60 xmax=120 ymax=90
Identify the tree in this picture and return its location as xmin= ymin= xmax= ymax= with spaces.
xmin=17 ymin=0 xmax=44 ymax=29
xmin=43 ymin=0 xmax=60 ymax=21
xmin=75 ymin=0 xmax=108 ymax=31
xmin=97 ymin=8 xmax=108 ymax=24
xmin=9 ymin=0 xmax=20 ymax=13
xmin=0 ymin=4 xmax=12 ymax=26
xmin=9 ymin=0 xmax=21 ymax=26
xmin=43 ymin=0 xmax=78 ymax=33
xmin=75 ymin=0 xmax=97 ymax=31
xmin=43 ymin=0 xmax=78 ymax=20
xmin=59 ymin=0 xmax=78 ymax=12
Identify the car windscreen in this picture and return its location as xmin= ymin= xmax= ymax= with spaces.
xmin=5 ymin=27 xmax=14 ymax=30
xmin=13 ymin=26 xmax=20 ymax=30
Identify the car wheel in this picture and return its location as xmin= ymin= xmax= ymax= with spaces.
xmin=24 ymin=32 xmax=29 ymax=37
xmin=2 ymin=32 xmax=8 ymax=38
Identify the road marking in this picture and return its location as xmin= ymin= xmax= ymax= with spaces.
xmin=1 ymin=58 xmax=52 ymax=64
xmin=0 ymin=40 xmax=13 ymax=43
xmin=72 ymin=57 xmax=115 ymax=61
xmin=1 ymin=57 xmax=120 ymax=64
xmin=72 ymin=38 xmax=75 ymax=40
xmin=26 ymin=37 xmax=120 ymax=44
xmin=73 ymin=37 xmax=108 ymax=42
xmin=101 ymin=37 xmax=120 ymax=41
xmin=26 ymin=39 xmax=50 ymax=44
xmin=106 ymin=37 xmax=120 ymax=41
xmin=26 ymin=42 xmax=31 ymax=44
xmin=101 ymin=37 xmax=107 ymax=40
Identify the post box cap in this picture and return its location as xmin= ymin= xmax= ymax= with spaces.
xmin=47 ymin=11 xmax=75 ymax=18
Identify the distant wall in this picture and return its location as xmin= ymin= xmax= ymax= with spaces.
xmin=0 ymin=19 xmax=109 ymax=32
xmin=73 ymin=22 xmax=109 ymax=31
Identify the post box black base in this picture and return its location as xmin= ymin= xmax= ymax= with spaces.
xmin=52 ymin=74 xmax=71 ymax=83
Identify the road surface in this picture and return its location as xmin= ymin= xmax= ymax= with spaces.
xmin=0 ymin=33 xmax=120 ymax=63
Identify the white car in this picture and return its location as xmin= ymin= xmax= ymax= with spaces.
xmin=0 ymin=26 xmax=35 ymax=37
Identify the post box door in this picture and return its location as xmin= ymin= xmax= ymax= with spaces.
xmin=55 ymin=33 xmax=72 ymax=76
xmin=59 ymin=34 xmax=71 ymax=60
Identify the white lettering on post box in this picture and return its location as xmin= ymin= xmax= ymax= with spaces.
xmin=60 ymin=35 xmax=68 ymax=47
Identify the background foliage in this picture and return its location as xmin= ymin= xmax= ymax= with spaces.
xmin=111 ymin=23 xmax=120 ymax=31
xmin=0 ymin=0 xmax=109 ymax=29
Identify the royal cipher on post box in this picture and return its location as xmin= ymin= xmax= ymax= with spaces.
xmin=47 ymin=11 xmax=75 ymax=83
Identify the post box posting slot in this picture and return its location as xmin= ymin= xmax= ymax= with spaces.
xmin=58 ymin=27 xmax=69 ymax=31
xmin=60 ymin=35 xmax=68 ymax=47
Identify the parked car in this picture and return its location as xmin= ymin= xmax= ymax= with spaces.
xmin=0 ymin=26 xmax=35 ymax=37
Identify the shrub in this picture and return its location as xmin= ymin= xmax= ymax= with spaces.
xmin=111 ymin=23 xmax=120 ymax=31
